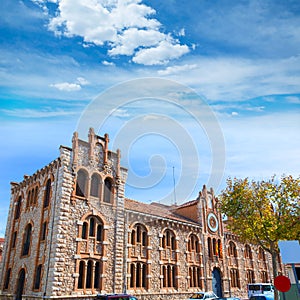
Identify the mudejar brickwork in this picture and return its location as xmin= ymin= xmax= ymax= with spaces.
xmin=0 ymin=129 xmax=282 ymax=300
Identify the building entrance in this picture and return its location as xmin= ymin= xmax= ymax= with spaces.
xmin=212 ymin=268 xmax=222 ymax=297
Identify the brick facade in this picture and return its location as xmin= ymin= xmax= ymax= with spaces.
xmin=0 ymin=129 xmax=280 ymax=300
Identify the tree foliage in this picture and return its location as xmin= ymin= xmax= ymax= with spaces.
xmin=220 ymin=175 xmax=300 ymax=249
xmin=220 ymin=174 xmax=300 ymax=299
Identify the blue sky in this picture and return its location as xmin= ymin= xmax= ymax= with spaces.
xmin=1 ymin=0 xmax=300 ymax=236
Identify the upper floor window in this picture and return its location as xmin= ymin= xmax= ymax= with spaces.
xmin=103 ymin=178 xmax=113 ymax=203
xmin=228 ymin=241 xmax=237 ymax=257
xmin=22 ymin=223 xmax=32 ymax=256
xmin=162 ymin=229 xmax=176 ymax=250
xmin=131 ymin=224 xmax=147 ymax=246
xmin=188 ymin=234 xmax=200 ymax=253
xmin=244 ymin=244 xmax=252 ymax=259
xmin=44 ymin=179 xmax=51 ymax=208
xmin=258 ymin=247 xmax=266 ymax=261
xmin=80 ymin=217 xmax=103 ymax=242
xmin=14 ymin=196 xmax=22 ymax=220
xmin=76 ymin=169 xmax=88 ymax=197
xmin=90 ymin=173 xmax=100 ymax=197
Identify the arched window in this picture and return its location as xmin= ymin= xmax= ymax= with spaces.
xmin=218 ymin=239 xmax=223 ymax=258
xmin=77 ymin=259 xmax=102 ymax=290
xmin=26 ymin=190 xmax=31 ymax=208
xmin=78 ymin=261 xmax=85 ymax=289
xmin=244 ymin=244 xmax=252 ymax=259
xmin=94 ymin=261 xmax=100 ymax=288
xmin=103 ymin=178 xmax=112 ymax=203
xmin=34 ymin=186 xmax=39 ymax=204
xmin=41 ymin=222 xmax=47 ymax=241
xmin=22 ymin=223 xmax=32 ymax=256
xmin=4 ymin=268 xmax=11 ymax=289
xmin=162 ymin=264 xmax=177 ymax=288
xmin=44 ymin=179 xmax=51 ymax=208
xmin=82 ymin=222 xmax=88 ymax=239
xmin=15 ymin=196 xmax=22 ymax=220
xmin=129 ymin=262 xmax=147 ymax=289
xmin=90 ymin=173 xmax=100 ymax=197
xmin=16 ymin=269 xmax=26 ymax=300
xmin=96 ymin=224 xmax=102 ymax=242
xmin=162 ymin=229 xmax=176 ymax=250
xmin=76 ymin=169 xmax=87 ymax=197
xmin=208 ymin=237 xmax=212 ymax=259
xmin=230 ymin=268 xmax=240 ymax=288
xmin=86 ymin=260 xmax=92 ymax=288
xmin=187 ymin=234 xmax=201 ymax=265
xmin=228 ymin=241 xmax=237 ymax=257
xmin=34 ymin=264 xmax=42 ymax=290
xmin=189 ymin=266 xmax=202 ymax=288
xmin=89 ymin=218 xmax=95 ymax=237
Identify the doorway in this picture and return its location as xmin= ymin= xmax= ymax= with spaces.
xmin=212 ymin=267 xmax=222 ymax=297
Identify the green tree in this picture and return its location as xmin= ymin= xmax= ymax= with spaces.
xmin=220 ymin=175 xmax=300 ymax=300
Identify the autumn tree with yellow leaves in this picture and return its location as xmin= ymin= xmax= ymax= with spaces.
xmin=220 ymin=175 xmax=300 ymax=300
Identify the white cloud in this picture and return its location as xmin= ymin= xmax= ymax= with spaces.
xmin=40 ymin=0 xmax=190 ymax=65
xmin=76 ymin=77 xmax=89 ymax=85
xmin=50 ymin=77 xmax=89 ymax=91
xmin=50 ymin=82 xmax=82 ymax=91
xmin=132 ymin=40 xmax=189 ymax=65
xmin=158 ymin=64 xmax=197 ymax=75
xmin=1 ymin=108 xmax=78 ymax=118
xmin=102 ymin=60 xmax=115 ymax=66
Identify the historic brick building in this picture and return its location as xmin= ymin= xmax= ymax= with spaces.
xmin=0 ymin=129 xmax=279 ymax=300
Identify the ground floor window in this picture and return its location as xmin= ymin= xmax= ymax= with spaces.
xmin=162 ymin=264 xmax=177 ymax=289
xmin=129 ymin=262 xmax=147 ymax=289
xmin=189 ymin=266 xmax=203 ymax=288
xmin=230 ymin=268 xmax=240 ymax=288
xmin=77 ymin=260 xmax=102 ymax=291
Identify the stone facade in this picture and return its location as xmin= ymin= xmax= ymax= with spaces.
xmin=0 ymin=129 xmax=281 ymax=300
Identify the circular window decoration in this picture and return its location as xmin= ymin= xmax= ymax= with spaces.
xmin=207 ymin=212 xmax=219 ymax=232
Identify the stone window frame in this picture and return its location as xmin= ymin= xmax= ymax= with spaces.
xmin=90 ymin=173 xmax=101 ymax=198
xmin=43 ymin=178 xmax=52 ymax=208
xmin=21 ymin=222 xmax=33 ymax=257
xmin=159 ymin=228 xmax=179 ymax=290
xmin=188 ymin=265 xmax=203 ymax=289
xmin=76 ymin=169 xmax=88 ymax=198
xmin=230 ymin=268 xmax=240 ymax=288
xmin=186 ymin=233 xmax=204 ymax=290
xmin=244 ymin=244 xmax=253 ymax=259
xmin=127 ymin=222 xmax=150 ymax=291
xmin=14 ymin=195 xmax=22 ymax=220
xmin=75 ymin=213 xmax=108 ymax=293
xmin=3 ymin=267 xmax=11 ymax=290
xmin=246 ymin=269 xmax=255 ymax=284
xmin=208 ymin=237 xmax=223 ymax=260
xmin=33 ymin=264 xmax=43 ymax=291
xmin=26 ymin=185 xmax=39 ymax=209
xmin=103 ymin=176 xmax=114 ymax=204
xmin=74 ymin=168 xmax=115 ymax=205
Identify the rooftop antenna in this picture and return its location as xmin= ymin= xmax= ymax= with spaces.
xmin=172 ymin=166 xmax=177 ymax=206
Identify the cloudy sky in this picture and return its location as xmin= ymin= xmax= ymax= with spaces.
xmin=1 ymin=0 xmax=300 ymax=236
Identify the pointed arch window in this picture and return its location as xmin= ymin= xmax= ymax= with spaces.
xmin=15 ymin=196 xmax=22 ymax=220
xmin=4 ymin=268 xmax=11 ymax=290
xmin=22 ymin=223 xmax=32 ymax=256
xmin=103 ymin=178 xmax=112 ymax=203
xmin=90 ymin=173 xmax=100 ymax=197
xmin=76 ymin=169 xmax=88 ymax=197
xmin=44 ymin=179 xmax=51 ymax=208
xmin=34 ymin=264 xmax=42 ymax=290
